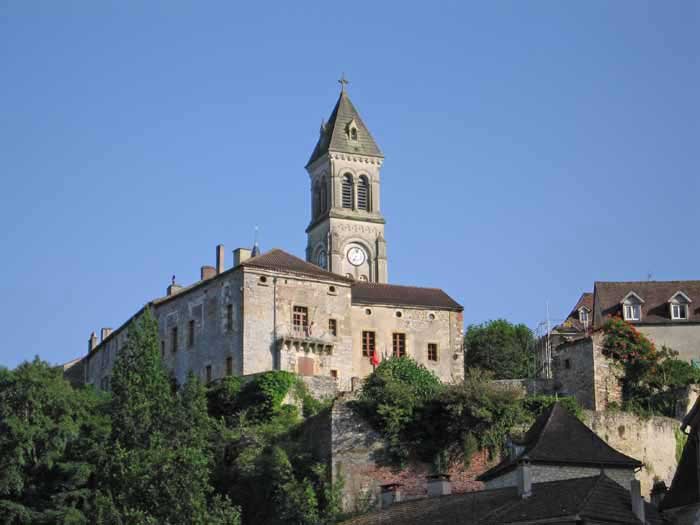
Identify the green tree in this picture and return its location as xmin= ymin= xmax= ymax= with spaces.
xmin=463 ymin=319 xmax=534 ymax=379
xmin=100 ymin=308 xmax=240 ymax=525
xmin=0 ymin=358 xmax=110 ymax=524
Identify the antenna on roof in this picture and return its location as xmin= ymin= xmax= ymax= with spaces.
xmin=647 ymin=273 xmax=652 ymax=281
xmin=251 ymin=226 xmax=260 ymax=257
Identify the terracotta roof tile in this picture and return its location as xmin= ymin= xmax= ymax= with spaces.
xmin=593 ymin=280 xmax=700 ymax=329
xmin=241 ymin=249 xmax=354 ymax=283
xmin=340 ymin=474 xmax=662 ymax=525
xmin=351 ymin=282 xmax=463 ymax=311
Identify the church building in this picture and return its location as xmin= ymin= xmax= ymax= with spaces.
xmin=82 ymin=83 xmax=464 ymax=391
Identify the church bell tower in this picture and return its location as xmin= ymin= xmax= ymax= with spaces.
xmin=305 ymin=78 xmax=388 ymax=283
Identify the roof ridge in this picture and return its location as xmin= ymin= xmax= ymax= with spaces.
xmin=526 ymin=403 xmax=558 ymax=453
xmin=577 ymin=473 xmax=608 ymax=516
xmin=353 ymin=281 xmax=445 ymax=292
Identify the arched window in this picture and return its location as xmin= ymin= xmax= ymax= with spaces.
xmin=313 ymin=183 xmax=321 ymax=218
xmin=342 ymin=174 xmax=354 ymax=209
xmin=350 ymin=127 xmax=358 ymax=140
xmin=320 ymin=177 xmax=328 ymax=214
xmin=357 ymin=175 xmax=370 ymax=211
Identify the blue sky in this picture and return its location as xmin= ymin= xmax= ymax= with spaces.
xmin=1 ymin=2 xmax=698 ymax=368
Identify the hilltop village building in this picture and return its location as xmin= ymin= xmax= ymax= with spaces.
xmin=536 ymin=280 xmax=700 ymax=410
xmin=82 ymin=86 xmax=464 ymax=390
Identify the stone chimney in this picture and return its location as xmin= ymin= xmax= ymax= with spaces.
xmin=167 ymin=275 xmax=183 ymax=296
xmin=380 ymin=483 xmax=402 ymax=508
xmin=234 ymin=248 xmax=252 ymax=266
xmin=216 ymin=244 xmax=225 ymax=274
xmin=100 ymin=328 xmax=112 ymax=342
xmin=88 ymin=332 xmax=98 ymax=351
xmin=630 ymin=479 xmax=645 ymax=523
xmin=201 ymin=265 xmax=216 ymax=280
xmin=426 ymin=474 xmax=451 ymax=497
xmin=517 ymin=460 xmax=532 ymax=499
xmin=650 ymin=480 xmax=667 ymax=508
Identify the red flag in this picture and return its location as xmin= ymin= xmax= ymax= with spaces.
xmin=370 ymin=350 xmax=380 ymax=367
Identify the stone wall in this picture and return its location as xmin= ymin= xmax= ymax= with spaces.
xmin=329 ymin=395 xmax=492 ymax=512
xmin=552 ymin=334 xmax=622 ymax=410
xmin=242 ymin=269 xmax=355 ymax=388
xmin=583 ymin=410 xmax=679 ymax=498
xmin=325 ymin=394 xmax=680 ymax=509
xmin=349 ymin=305 xmax=464 ymax=383
xmin=484 ymin=464 xmax=634 ymax=490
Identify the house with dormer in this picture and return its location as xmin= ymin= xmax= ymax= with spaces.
xmin=539 ymin=280 xmax=700 ymax=410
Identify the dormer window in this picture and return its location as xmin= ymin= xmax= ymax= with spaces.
xmin=621 ymin=292 xmax=644 ymax=322
xmin=347 ymin=119 xmax=359 ymax=141
xmin=578 ymin=307 xmax=590 ymax=328
xmin=669 ymin=291 xmax=691 ymax=320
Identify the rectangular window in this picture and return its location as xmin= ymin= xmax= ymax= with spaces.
xmin=328 ymin=319 xmax=337 ymax=336
xmin=362 ymin=331 xmax=375 ymax=357
xmin=579 ymin=308 xmax=589 ymax=326
xmin=161 ymin=340 xmax=165 ymax=358
xmin=205 ymin=365 xmax=212 ymax=383
xmin=171 ymin=326 xmax=178 ymax=353
xmin=226 ymin=304 xmax=234 ymax=331
xmin=623 ymin=304 xmax=641 ymax=321
xmin=564 ymin=359 xmax=571 ymax=369
xmin=427 ymin=343 xmax=438 ymax=362
xmin=293 ymin=306 xmax=308 ymax=332
xmin=226 ymin=356 xmax=233 ymax=376
xmin=330 ymin=369 xmax=338 ymax=379
xmin=188 ymin=320 xmax=195 ymax=348
xmin=671 ymin=303 xmax=688 ymax=320
xmin=392 ymin=333 xmax=406 ymax=358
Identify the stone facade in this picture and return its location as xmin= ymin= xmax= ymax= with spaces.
xmin=84 ymin=259 xmax=463 ymax=391
xmin=483 ymin=464 xmax=634 ymax=490
xmin=552 ymin=333 xmax=622 ymax=410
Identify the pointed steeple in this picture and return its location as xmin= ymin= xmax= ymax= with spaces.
xmin=306 ymin=80 xmax=383 ymax=167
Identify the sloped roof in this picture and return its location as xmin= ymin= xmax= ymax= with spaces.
xmin=593 ymin=280 xmax=700 ymax=328
xmin=482 ymin=474 xmax=662 ymax=524
xmin=339 ymin=486 xmax=517 ymax=525
xmin=478 ymin=403 xmax=641 ymax=481
xmin=351 ymin=281 xmax=463 ymax=311
xmin=660 ymin=428 xmax=700 ymax=511
xmin=339 ymin=475 xmax=662 ymax=525
xmin=241 ymin=249 xmax=354 ymax=283
xmin=556 ymin=292 xmax=593 ymax=333
xmin=660 ymin=396 xmax=700 ymax=511
xmin=306 ymin=89 xmax=383 ymax=167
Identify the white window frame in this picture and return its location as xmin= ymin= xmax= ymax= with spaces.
xmin=623 ymin=304 xmax=641 ymax=321
xmin=579 ymin=307 xmax=590 ymax=328
xmin=671 ymin=303 xmax=689 ymax=320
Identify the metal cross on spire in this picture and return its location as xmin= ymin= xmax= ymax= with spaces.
xmin=338 ymin=73 xmax=349 ymax=92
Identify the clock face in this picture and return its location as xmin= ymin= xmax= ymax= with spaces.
xmin=317 ymin=250 xmax=327 ymax=268
xmin=347 ymin=246 xmax=366 ymax=266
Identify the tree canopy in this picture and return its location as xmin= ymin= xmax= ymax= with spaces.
xmin=463 ymin=319 xmax=534 ymax=379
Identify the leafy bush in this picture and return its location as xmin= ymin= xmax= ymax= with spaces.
xmin=354 ymin=360 xmax=578 ymax=469
xmin=602 ymin=317 xmax=700 ymax=417
xmin=357 ymin=358 xmax=443 ymax=463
